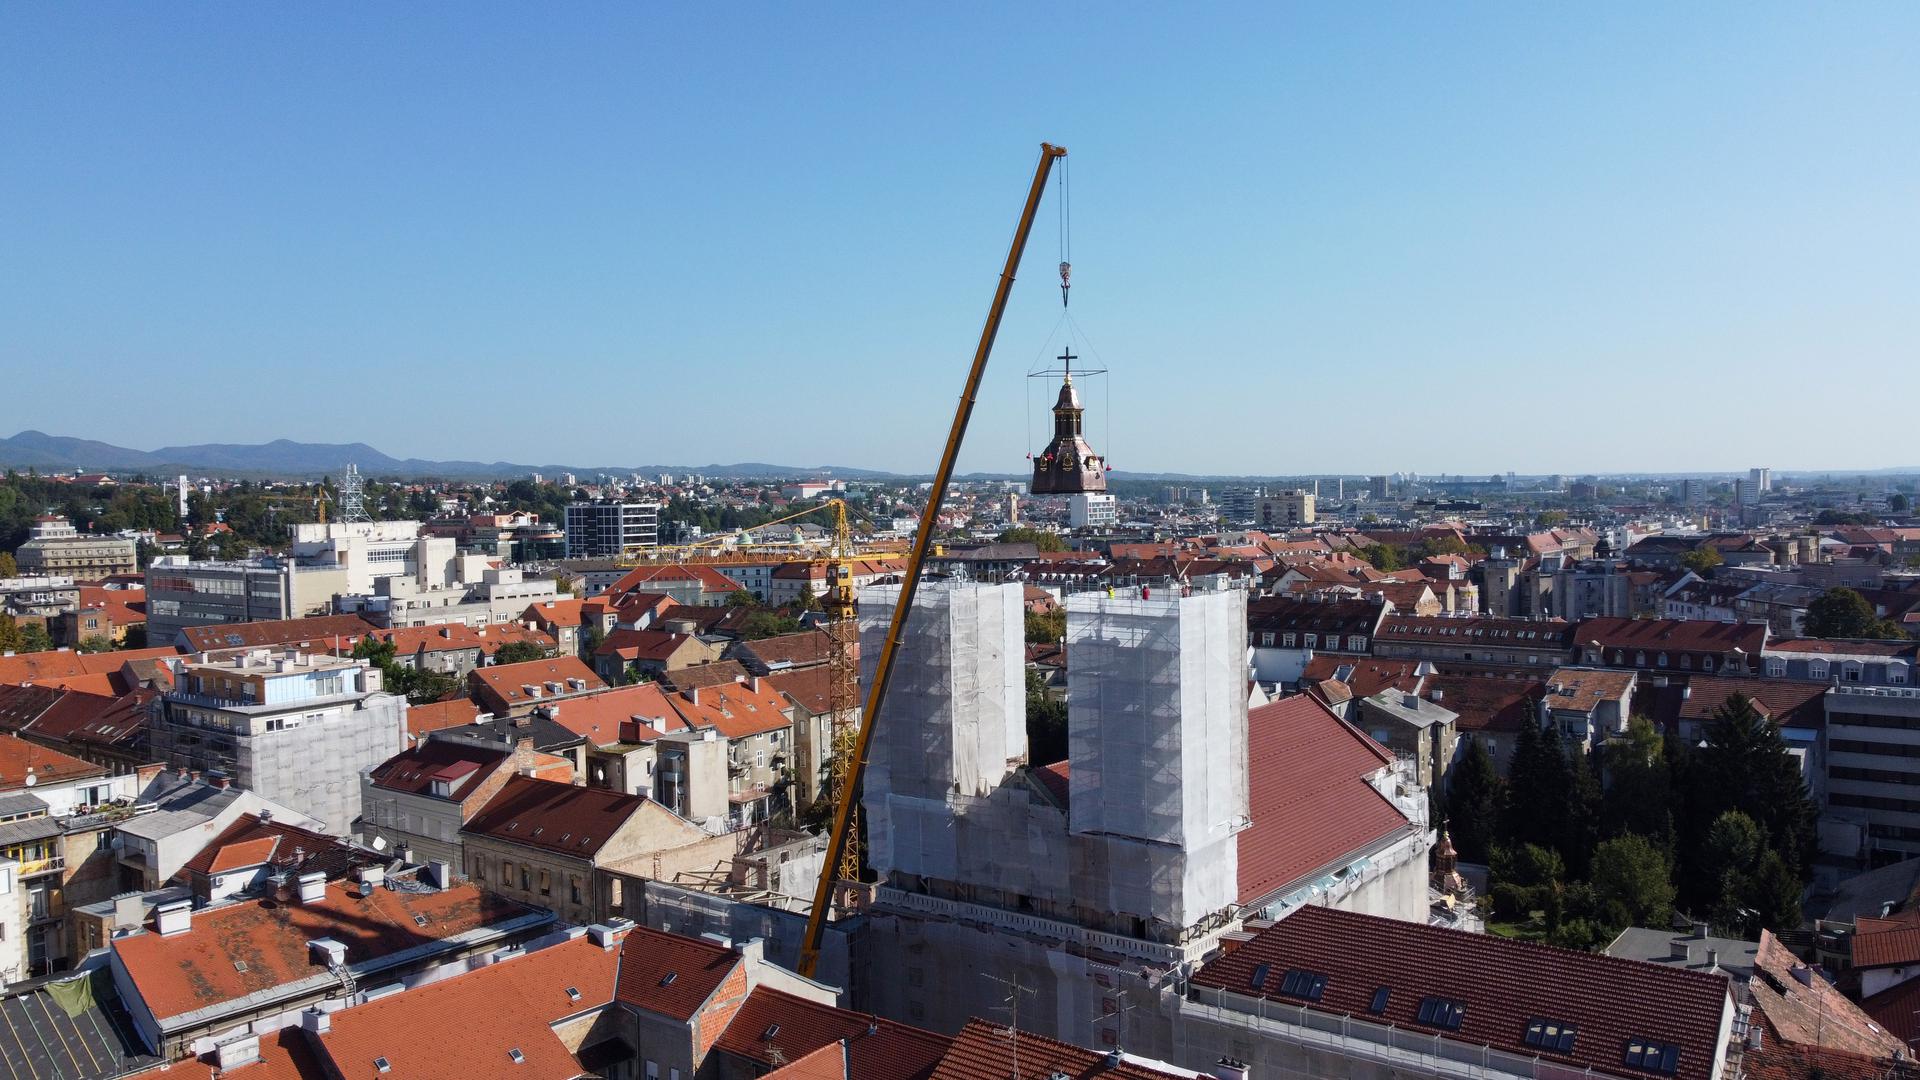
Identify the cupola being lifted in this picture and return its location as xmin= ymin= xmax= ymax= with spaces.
xmin=1030 ymin=346 xmax=1107 ymax=495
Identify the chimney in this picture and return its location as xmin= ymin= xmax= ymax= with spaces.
xmin=428 ymin=860 xmax=452 ymax=890
xmin=1403 ymin=693 xmax=1419 ymax=710
xmin=155 ymin=899 xmax=192 ymax=937
xmin=214 ymin=1034 xmax=261 ymax=1071
xmin=1670 ymin=940 xmax=1693 ymax=962
xmin=1213 ymin=1060 xmax=1251 ymax=1080
xmin=112 ymin=892 xmax=145 ymax=931
xmin=309 ymin=937 xmax=348 ymax=967
xmin=1429 ymin=688 xmax=1444 ymax=703
xmin=1707 ymin=948 xmax=1720 ymax=971
xmin=1693 ymin=921 xmax=1709 ymax=939
xmin=301 ymin=1007 xmax=331 ymax=1036
xmin=357 ymin=866 xmax=386 ymax=893
xmin=296 ymin=871 xmax=326 ymax=904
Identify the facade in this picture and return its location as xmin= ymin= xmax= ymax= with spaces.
xmin=565 ymin=499 xmax=661 ymax=559
xmin=1540 ymin=667 xmax=1638 ymax=753
xmin=14 ymin=516 xmax=138 ymax=578
xmin=1351 ymin=690 xmax=1459 ymax=791
xmin=1258 ymin=489 xmax=1316 ymax=528
xmin=1069 ymin=492 xmax=1118 ymax=529
xmin=144 ymin=557 xmax=291 ymax=646
xmin=358 ymin=737 xmax=574 ymax=868
xmin=148 ymin=651 xmax=408 ymax=834
xmin=461 ymin=775 xmax=733 ymax=926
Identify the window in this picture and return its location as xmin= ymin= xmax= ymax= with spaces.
xmin=1248 ymin=963 xmax=1270 ymax=990
xmin=1525 ymin=1018 xmax=1578 ymax=1053
xmin=1766 ymin=658 xmax=1786 ymax=677
xmin=1702 ymin=657 xmax=1715 ymax=672
xmin=1278 ymin=969 xmax=1327 ymax=1001
xmin=538 ymin=870 xmax=551 ymax=897
xmin=1895 ymin=664 xmax=1911 ymax=686
xmin=1282 ymin=633 xmax=1296 ymax=648
xmin=1416 ymin=997 xmax=1466 ymax=1030
xmin=1260 ymin=632 xmax=1275 ymax=647
xmin=474 ymin=860 xmax=485 ymax=883
xmin=520 ymin=865 xmax=531 ymax=891
xmin=1349 ymin=636 xmax=1367 ymax=651
xmin=1304 ymin=634 xmax=1317 ymax=649
xmin=1844 ymin=662 xmax=1863 ymax=683
xmin=1624 ymin=1039 xmax=1680 ymax=1074
xmin=570 ymin=876 xmax=582 ymax=904
xmin=1810 ymin=660 xmax=1829 ymax=680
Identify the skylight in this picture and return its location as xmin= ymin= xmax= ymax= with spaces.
xmin=1416 ymin=997 xmax=1466 ymax=1031
xmin=374 ymin=1058 xmax=391 ymax=1073
xmin=1278 ymin=969 xmax=1328 ymax=1002
xmin=1524 ymin=1018 xmax=1577 ymax=1054
xmin=763 ymin=1023 xmax=781 ymax=1040
xmin=508 ymin=1048 xmax=526 ymax=1064
xmin=1625 ymin=1039 xmax=1680 ymax=1075
xmin=1248 ymin=963 xmax=1270 ymax=990
xmin=1368 ymin=987 xmax=1390 ymax=1014
xmin=659 ymin=972 xmax=677 ymax=987
xmin=565 ymin=986 xmax=581 ymax=1002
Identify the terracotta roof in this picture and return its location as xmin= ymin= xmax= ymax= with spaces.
xmin=206 ymin=835 xmax=282 ymax=874
xmin=1743 ymin=1042 xmax=1915 ymax=1080
xmin=469 ymin=656 xmax=606 ymax=710
xmin=596 ymin=628 xmax=695 ymax=662
xmin=1542 ymin=667 xmax=1637 ymax=712
xmin=1645 ymin=676 xmax=1829 ymax=733
xmin=664 ymin=680 xmax=792 ymax=740
xmin=356 ymin=622 xmax=556 ymax=659
xmin=1862 ymin=973 xmax=1920 ymax=1054
xmin=604 ymin=563 xmax=743 ymax=598
xmin=1237 ymin=695 xmax=1412 ymax=906
xmin=1749 ymin=932 xmax=1906 ymax=1058
xmin=737 ymin=630 xmax=833 ymax=669
xmin=405 ymin=697 xmax=481 ymax=739
xmin=112 ymin=881 xmax=536 ymax=1023
xmin=542 ymin=684 xmax=688 ymax=746
xmin=0 ymin=731 xmax=108 ymax=790
xmin=661 ymin=659 xmax=752 ymax=691
xmin=613 ymin=925 xmax=741 ymax=1022
xmin=1032 ymin=760 xmax=1071 ymax=807
xmin=179 ymin=614 xmax=377 ymax=654
xmin=1375 ymin=615 xmax=1576 ymax=648
xmin=1575 ymin=617 xmax=1768 ymax=656
xmin=0 ymin=682 xmax=63 ymax=731
xmin=1247 ymin=597 xmax=1386 ymax=636
xmin=1422 ymin=675 xmax=1543 ymax=734
xmin=315 ymin=933 xmax=620 ymax=1080
xmin=521 ymin=596 xmax=586 ymax=629
xmin=1299 ymin=656 xmax=1422 ymax=699
xmin=181 ymin=813 xmax=383 ymax=880
xmin=1769 ymin=638 xmax=1917 ymax=658
xmin=1194 ymin=905 xmax=1730 ymax=1080
xmin=0 ymin=645 xmax=179 ymax=691
xmin=763 ymin=666 xmax=834 ymax=715
xmin=926 ymin=1019 xmax=1193 ymax=1080
xmin=1850 ymin=922 xmax=1920 ymax=970
xmin=23 ymin=687 xmax=154 ymax=748
xmin=462 ymin=775 xmax=649 ymax=858
xmin=715 ymin=986 xmax=950 ymax=1080
xmin=368 ymin=741 xmax=508 ymax=799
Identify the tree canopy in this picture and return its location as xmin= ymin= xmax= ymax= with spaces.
xmin=1805 ymin=587 xmax=1908 ymax=640
xmin=996 ymin=526 xmax=1067 ymax=553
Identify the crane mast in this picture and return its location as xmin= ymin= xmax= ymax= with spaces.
xmin=798 ymin=141 xmax=1067 ymax=977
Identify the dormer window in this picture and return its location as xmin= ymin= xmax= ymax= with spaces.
xmin=1810 ymin=660 xmax=1829 ymax=680
xmin=430 ymin=779 xmax=451 ymax=798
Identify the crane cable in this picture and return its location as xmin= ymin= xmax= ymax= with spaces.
xmin=1057 ymin=155 xmax=1071 ymax=309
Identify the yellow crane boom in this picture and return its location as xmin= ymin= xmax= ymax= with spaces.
xmin=798 ymin=142 xmax=1067 ymax=977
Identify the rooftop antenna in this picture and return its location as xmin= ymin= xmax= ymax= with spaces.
xmin=339 ymin=464 xmax=370 ymax=524
xmin=984 ymin=971 xmax=1036 ymax=1080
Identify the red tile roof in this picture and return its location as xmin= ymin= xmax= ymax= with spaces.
xmin=665 ymin=680 xmax=792 ymax=740
xmin=462 ymin=775 xmax=649 ymax=858
xmin=354 ymin=622 xmax=557 ymax=659
xmin=0 ymin=646 xmax=179 ymax=690
xmin=1422 ymin=674 xmax=1543 ymax=733
xmin=112 ymin=881 xmax=536 ymax=1022
xmin=1861 ymin=973 xmax=1920 ymax=1053
xmin=542 ymin=684 xmax=689 ymax=746
xmin=1575 ymin=617 xmax=1768 ymax=657
xmin=661 ymin=659 xmax=753 ymax=691
xmin=1850 ymin=920 xmax=1920 ymax=970
xmin=715 ymin=986 xmax=950 ymax=1080
xmin=0 ymin=731 xmax=108 ymax=790
xmin=1032 ymin=760 xmax=1070 ymax=807
xmin=178 ymin=614 xmax=377 ymax=654
xmin=926 ymin=1019 xmax=1192 ymax=1080
xmin=180 ymin=813 xmax=383 ymax=880
xmin=596 ymin=628 xmax=697 ymax=662
xmin=469 ymin=656 xmax=606 ymax=710
xmin=738 ymin=630 xmax=833 ymax=669
xmin=23 ymin=687 xmax=154 ymax=748
xmin=316 ymin=933 xmax=620 ymax=1080
xmin=1375 ymin=615 xmax=1576 ymax=648
xmin=1743 ymin=1042 xmax=1912 ymax=1080
xmin=1750 ymin=932 xmax=1906 ymax=1058
xmin=368 ymin=741 xmax=508 ymax=799
xmin=1237 ymin=695 xmax=1412 ymax=905
xmin=206 ymin=836 xmax=282 ymax=874
xmin=1645 ymin=676 xmax=1829 ymax=733
xmin=762 ymin=666 xmax=833 ymax=715
xmin=604 ymin=563 xmax=744 ymax=598
xmin=1299 ymin=656 xmax=1422 ymax=699
xmin=1542 ymin=667 xmax=1637 ymax=712
xmin=613 ymin=925 xmax=741 ymax=1022
xmin=405 ymin=697 xmax=481 ymax=739
xmin=521 ymin=596 xmax=587 ymax=629
xmin=1195 ymin=905 xmax=1731 ymax=1080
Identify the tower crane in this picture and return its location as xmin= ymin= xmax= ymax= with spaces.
xmin=797 ymin=142 xmax=1067 ymax=977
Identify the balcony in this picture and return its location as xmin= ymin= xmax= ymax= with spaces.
xmin=19 ymin=855 xmax=67 ymax=879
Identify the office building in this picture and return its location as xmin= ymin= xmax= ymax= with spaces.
xmin=564 ymin=499 xmax=661 ymax=559
xmin=1068 ymin=492 xmax=1117 ymax=529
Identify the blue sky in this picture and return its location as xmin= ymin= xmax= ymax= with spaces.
xmin=3 ymin=6 xmax=1915 ymax=476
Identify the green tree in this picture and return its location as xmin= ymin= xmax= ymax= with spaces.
xmin=491 ymin=641 xmax=552 ymax=666
xmin=404 ymin=668 xmax=461 ymax=705
xmin=1446 ymin=736 xmax=1501 ymax=863
xmin=1358 ymin=544 xmax=1403 ymax=571
xmin=1025 ymin=669 xmax=1068 ymax=765
xmin=1702 ymin=810 xmax=1764 ymax=928
xmin=794 ymin=585 xmax=823 ymax=614
xmin=726 ymin=589 xmax=760 ymax=608
xmin=1805 ymin=587 xmax=1907 ymax=640
xmin=1600 ymin=718 xmax=1675 ymax=848
xmin=1747 ymin=851 xmax=1804 ymax=934
xmin=1590 ymin=834 xmax=1675 ymax=929
xmin=1695 ymin=695 xmax=1818 ymax=883
xmin=1679 ymin=547 xmax=1723 ymax=575
xmin=1024 ymin=607 xmax=1066 ymax=645
xmin=742 ymin=610 xmax=802 ymax=639
xmin=996 ymin=526 xmax=1067 ymax=553
xmin=76 ymin=635 xmax=115 ymax=654
xmin=0 ymin=551 xmax=15 ymax=577
xmin=1892 ymin=493 xmax=1911 ymax=513
xmin=0 ymin=615 xmax=24 ymax=654
xmin=1533 ymin=511 xmax=1568 ymax=529
xmin=1501 ymin=719 xmax=1572 ymax=857
xmin=19 ymin=622 xmax=52 ymax=653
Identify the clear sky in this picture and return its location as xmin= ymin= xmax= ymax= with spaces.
xmin=3 ymin=6 xmax=1916 ymax=476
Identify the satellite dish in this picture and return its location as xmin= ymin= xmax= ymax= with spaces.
xmin=23 ymin=768 xmax=35 ymax=788
xmin=371 ymin=835 xmax=388 ymax=851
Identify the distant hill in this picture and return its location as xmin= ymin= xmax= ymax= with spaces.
xmin=0 ymin=431 xmax=897 ymax=481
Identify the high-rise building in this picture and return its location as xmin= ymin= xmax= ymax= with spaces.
xmin=1749 ymin=467 xmax=1772 ymax=494
xmin=1370 ymin=475 xmax=1392 ymax=499
xmin=1218 ymin=486 xmax=1263 ymax=522
xmin=563 ymin=499 xmax=660 ymax=559
xmin=1257 ymin=490 xmax=1315 ymax=528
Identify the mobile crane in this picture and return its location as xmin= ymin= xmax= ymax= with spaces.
xmin=798 ymin=142 xmax=1067 ymax=977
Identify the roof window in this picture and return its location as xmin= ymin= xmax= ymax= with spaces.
xmin=1278 ymin=969 xmax=1328 ymax=1002
xmin=375 ymin=1059 xmax=391 ymax=1073
xmin=1525 ymin=1018 xmax=1577 ymax=1053
xmin=1416 ymin=996 xmax=1466 ymax=1030
xmin=1368 ymin=987 xmax=1390 ymax=1014
xmin=508 ymin=1048 xmax=526 ymax=1064
xmin=1625 ymin=1039 xmax=1680 ymax=1074
xmin=659 ymin=972 xmax=677 ymax=987
xmin=762 ymin=1023 xmax=781 ymax=1040
xmin=1248 ymin=963 xmax=1270 ymax=990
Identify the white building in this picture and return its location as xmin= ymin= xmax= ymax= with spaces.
xmin=1068 ymin=492 xmax=1117 ymax=529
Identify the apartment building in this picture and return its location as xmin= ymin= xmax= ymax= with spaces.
xmin=14 ymin=516 xmax=138 ymax=578
xmin=358 ymin=738 xmax=574 ymax=868
xmin=565 ymin=499 xmax=660 ymax=559
xmin=148 ymin=650 xmax=407 ymax=833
